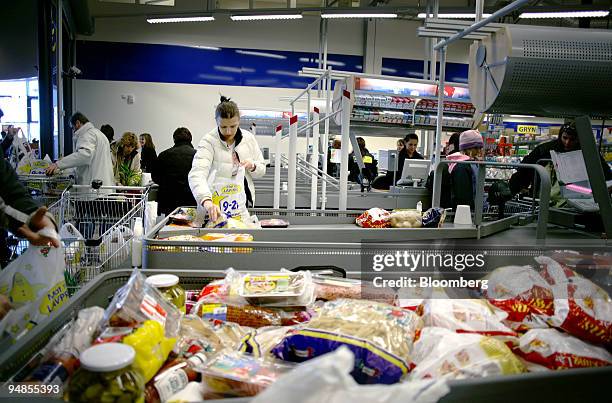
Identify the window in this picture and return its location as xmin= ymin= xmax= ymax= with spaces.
xmin=0 ymin=77 xmax=39 ymax=141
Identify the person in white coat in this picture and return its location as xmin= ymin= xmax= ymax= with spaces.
xmin=45 ymin=112 xmax=115 ymax=186
xmin=189 ymin=96 xmax=266 ymax=221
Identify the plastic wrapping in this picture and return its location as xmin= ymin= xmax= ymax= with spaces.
xmin=421 ymin=208 xmax=447 ymax=228
xmin=238 ymin=326 xmax=295 ymax=358
xmin=537 ymin=256 xmax=612 ymax=347
xmin=389 ymin=210 xmax=422 ymax=228
xmin=356 ymin=208 xmax=391 ymax=228
xmin=514 ymin=328 xmax=612 ymax=370
xmin=197 ymin=302 xmax=310 ymax=328
xmin=200 ymin=350 xmax=294 ymax=397
xmin=239 ymin=271 xmax=315 ymax=308
xmin=102 ymin=268 xmax=181 ymax=338
xmin=259 ymin=219 xmax=289 ymax=228
xmin=54 ymin=307 xmax=105 ymax=357
xmin=484 ymin=265 xmax=554 ymax=331
xmin=422 ymin=297 xmax=518 ymax=339
xmin=410 ymin=327 xmax=526 ymax=380
xmin=253 ymin=346 xmax=450 ymax=403
xmin=271 ymin=299 xmax=423 ymax=384
xmin=313 ymin=276 xmax=397 ymax=305
xmin=168 ymin=208 xmax=197 ymax=225
xmin=200 ymin=233 xmax=254 ymax=254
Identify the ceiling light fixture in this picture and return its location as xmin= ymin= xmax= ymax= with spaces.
xmin=231 ymin=14 xmax=303 ymax=21
xmin=417 ymin=13 xmax=493 ymax=19
xmin=519 ymin=10 xmax=609 ymax=19
xmin=147 ymin=16 xmax=215 ymax=23
xmin=321 ymin=13 xmax=398 ymax=19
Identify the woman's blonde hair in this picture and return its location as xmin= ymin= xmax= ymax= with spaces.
xmin=118 ymin=132 xmax=138 ymax=160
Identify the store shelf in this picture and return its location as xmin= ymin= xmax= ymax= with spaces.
xmin=350 ymin=119 xmax=472 ymax=133
xmin=416 ymin=108 xmax=474 ymax=116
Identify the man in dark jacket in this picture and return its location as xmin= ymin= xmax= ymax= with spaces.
xmin=0 ymin=152 xmax=60 ymax=265
xmin=152 ymin=127 xmax=198 ymax=215
xmin=348 ymin=137 xmax=378 ymax=184
xmin=509 ymin=122 xmax=612 ymax=195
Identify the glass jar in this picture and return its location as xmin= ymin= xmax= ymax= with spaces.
xmin=146 ymin=274 xmax=186 ymax=313
xmin=68 ymin=343 xmax=144 ymax=403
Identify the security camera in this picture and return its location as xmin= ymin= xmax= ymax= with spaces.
xmin=64 ymin=66 xmax=82 ymax=78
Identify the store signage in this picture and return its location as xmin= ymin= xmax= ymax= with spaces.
xmin=517 ymin=125 xmax=538 ymax=135
xmin=355 ymin=78 xmax=470 ymax=101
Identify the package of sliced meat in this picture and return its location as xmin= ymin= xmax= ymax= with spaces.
xmin=514 ymin=328 xmax=612 ymax=370
xmin=410 ymin=327 xmax=526 ymax=380
xmin=422 ymin=297 xmax=518 ymax=339
xmin=484 ymin=265 xmax=554 ymax=332
xmin=536 ymin=256 xmax=612 ymax=347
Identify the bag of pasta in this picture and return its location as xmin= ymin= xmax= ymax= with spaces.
xmin=271 ymin=299 xmax=423 ymax=384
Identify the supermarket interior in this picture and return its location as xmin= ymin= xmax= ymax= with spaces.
xmin=0 ymin=0 xmax=611 ymax=402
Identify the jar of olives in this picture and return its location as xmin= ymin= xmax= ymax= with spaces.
xmin=68 ymin=343 xmax=144 ymax=403
xmin=146 ymin=274 xmax=186 ymax=313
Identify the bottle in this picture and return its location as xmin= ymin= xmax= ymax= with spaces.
xmin=416 ymin=201 xmax=423 ymax=214
xmin=25 ymin=351 xmax=79 ymax=386
xmin=132 ymin=217 xmax=144 ymax=268
xmin=144 ymin=352 xmax=207 ymax=403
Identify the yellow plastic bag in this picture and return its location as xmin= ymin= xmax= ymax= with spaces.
xmin=123 ymin=320 xmax=176 ymax=382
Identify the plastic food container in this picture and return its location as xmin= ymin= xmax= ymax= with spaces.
xmin=238 ymin=271 xmax=315 ymax=307
xmin=146 ymin=274 xmax=187 ymax=314
xmin=201 ymin=350 xmax=293 ymax=397
xmin=68 ymin=343 xmax=145 ymax=403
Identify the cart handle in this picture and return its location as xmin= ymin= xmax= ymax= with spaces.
xmin=432 ymin=160 xmax=551 ymax=241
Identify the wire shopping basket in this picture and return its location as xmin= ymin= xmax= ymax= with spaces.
xmin=17 ymin=174 xmax=74 ymax=207
xmin=56 ymin=184 xmax=150 ymax=292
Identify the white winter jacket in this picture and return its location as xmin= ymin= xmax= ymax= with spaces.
xmin=57 ymin=122 xmax=115 ymax=186
xmin=189 ymin=128 xmax=266 ymax=206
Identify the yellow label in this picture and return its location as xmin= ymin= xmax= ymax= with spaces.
xmin=517 ymin=125 xmax=538 ymax=135
xmin=39 ymin=281 xmax=69 ymax=315
xmin=363 ymin=156 xmax=373 ymax=164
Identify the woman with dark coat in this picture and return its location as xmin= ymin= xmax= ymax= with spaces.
xmin=139 ymin=133 xmax=157 ymax=173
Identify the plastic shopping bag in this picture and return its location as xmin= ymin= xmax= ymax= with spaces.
xmin=208 ymin=167 xmax=249 ymax=220
xmin=59 ymin=223 xmax=85 ymax=287
xmin=0 ymin=245 xmax=69 ymax=341
xmin=252 ymin=346 xmax=450 ymax=403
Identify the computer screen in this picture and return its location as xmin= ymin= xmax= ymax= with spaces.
xmin=401 ymin=159 xmax=431 ymax=181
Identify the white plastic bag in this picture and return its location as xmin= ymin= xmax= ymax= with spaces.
xmin=0 ymin=245 xmax=68 ymax=341
xmin=208 ymin=167 xmax=249 ymax=220
xmin=253 ymin=346 xmax=450 ymax=403
xmin=60 ymin=223 xmax=85 ymax=285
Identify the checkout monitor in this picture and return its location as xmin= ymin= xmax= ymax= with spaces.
xmin=400 ymin=159 xmax=431 ymax=182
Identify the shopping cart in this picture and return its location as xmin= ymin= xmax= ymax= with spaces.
xmin=483 ymin=198 xmax=539 ymax=221
xmin=56 ymin=184 xmax=150 ymax=292
xmin=17 ymin=174 xmax=74 ymax=207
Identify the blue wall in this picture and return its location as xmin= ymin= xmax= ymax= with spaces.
xmin=76 ymin=41 xmax=470 ymax=88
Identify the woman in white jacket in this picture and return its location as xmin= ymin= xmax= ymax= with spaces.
xmin=189 ymin=96 xmax=266 ymax=221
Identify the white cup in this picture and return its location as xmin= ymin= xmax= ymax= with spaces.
xmin=282 ymin=181 xmax=288 ymax=191
xmin=454 ymin=204 xmax=473 ymax=225
xmin=141 ymin=172 xmax=152 ymax=185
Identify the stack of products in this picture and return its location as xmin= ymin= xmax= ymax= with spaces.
xmin=8 ymin=254 xmax=610 ymax=402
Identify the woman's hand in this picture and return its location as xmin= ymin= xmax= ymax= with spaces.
xmin=241 ymin=160 xmax=256 ymax=172
xmin=0 ymin=294 xmax=11 ymax=321
xmin=17 ymin=207 xmax=61 ymax=248
xmin=202 ymin=199 xmax=222 ymax=222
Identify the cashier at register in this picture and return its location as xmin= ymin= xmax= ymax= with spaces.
xmin=509 ymin=121 xmax=611 ymax=206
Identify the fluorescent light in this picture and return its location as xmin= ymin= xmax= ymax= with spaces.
xmin=231 ymin=14 xmax=302 ymax=21
xmin=236 ymin=50 xmax=287 ymax=60
xmin=509 ymin=115 xmax=536 ymax=118
xmin=147 ymin=16 xmax=214 ymax=23
xmin=519 ymin=11 xmax=609 ymax=19
xmin=321 ymin=13 xmax=398 ymax=19
xmin=418 ymin=13 xmax=493 ymax=19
